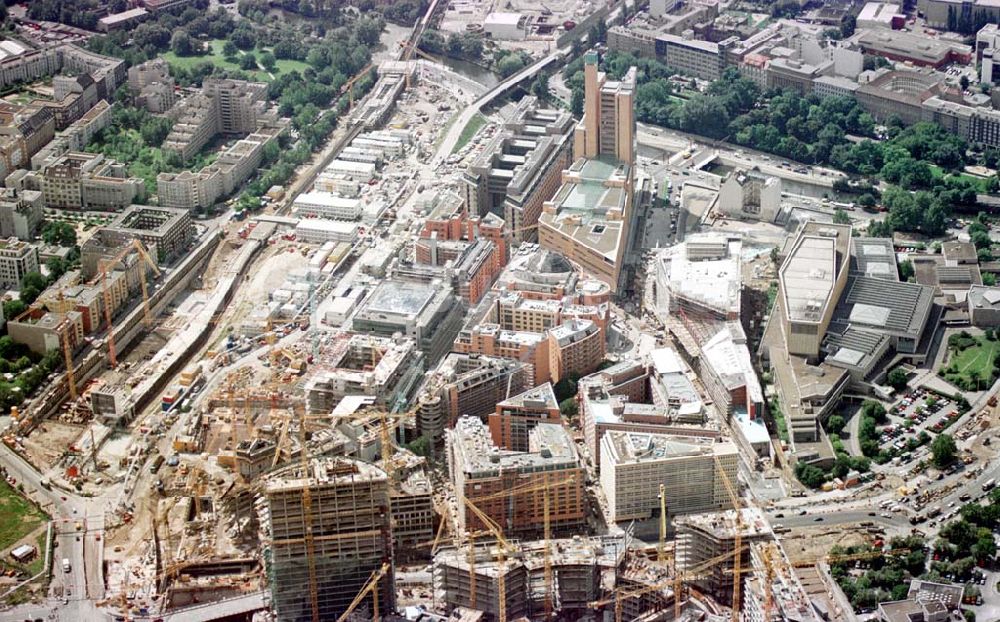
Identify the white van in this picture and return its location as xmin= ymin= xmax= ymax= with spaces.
xmin=62 ymin=558 xmax=70 ymax=573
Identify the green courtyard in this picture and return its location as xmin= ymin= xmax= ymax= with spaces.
xmin=940 ymin=331 xmax=1000 ymax=391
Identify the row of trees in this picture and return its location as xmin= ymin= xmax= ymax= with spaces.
xmin=241 ymin=0 xmax=427 ymax=25
xmin=420 ymin=30 xmax=485 ymax=63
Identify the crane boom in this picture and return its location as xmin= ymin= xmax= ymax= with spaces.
xmin=715 ymin=456 xmax=742 ymax=621
xmin=336 ymin=563 xmax=389 ymax=622
xmin=463 ymin=496 xmax=513 ymax=621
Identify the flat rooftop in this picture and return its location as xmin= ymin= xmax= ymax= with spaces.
xmin=363 ymin=280 xmax=437 ymax=318
xmin=969 ymin=285 xmax=1000 ymax=310
xmin=602 ymin=430 xmax=736 ymax=464
xmin=265 ymin=456 xmax=386 ymax=493
xmin=835 ymin=275 xmax=934 ymax=337
xmin=701 ymin=323 xmax=763 ymax=403
xmin=781 ymin=224 xmax=851 ymax=324
xmin=497 ymin=382 xmax=558 ymax=410
xmin=452 ymin=416 xmax=578 ymax=477
xmin=850 ymin=238 xmax=898 ymax=281
xmin=854 ymin=28 xmax=971 ymax=64
xmin=539 ymin=157 xmax=631 ymax=260
xmin=656 ymin=235 xmax=741 ymax=317
xmin=675 ymin=507 xmax=772 ymax=539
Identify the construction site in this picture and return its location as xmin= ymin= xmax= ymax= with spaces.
xmin=0 ymin=10 xmax=954 ymax=622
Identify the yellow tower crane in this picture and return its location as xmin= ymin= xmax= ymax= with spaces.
xmin=94 ymin=239 xmax=160 ymax=368
xmin=761 ymin=542 xmax=776 ymax=622
xmin=715 ymin=455 xmax=743 ymax=622
xmin=298 ymin=407 xmax=321 ymax=622
xmin=336 ymin=562 xmax=390 ymax=622
xmin=468 ymin=474 xmax=576 ymax=618
xmin=50 ymin=292 xmax=77 ymax=400
xmin=658 ymin=483 xmax=667 ymax=566
xmin=589 ymin=547 xmax=739 ymax=622
xmin=462 ymin=495 xmax=516 ymax=622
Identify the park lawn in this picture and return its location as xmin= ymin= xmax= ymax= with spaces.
xmin=452 ymin=112 xmax=488 ymax=154
xmin=929 ymin=164 xmax=991 ymax=191
xmin=273 ymin=57 xmax=311 ymax=75
xmin=0 ymin=479 xmax=47 ymax=553
xmin=163 ymin=39 xmax=271 ymax=82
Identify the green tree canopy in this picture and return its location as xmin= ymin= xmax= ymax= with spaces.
xmin=931 ymin=433 xmax=957 ymax=469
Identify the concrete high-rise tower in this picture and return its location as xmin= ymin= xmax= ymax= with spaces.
xmin=265 ymin=457 xmax=394 ymax=621
xmin=574 ymin=51 xmax=636 ymax=165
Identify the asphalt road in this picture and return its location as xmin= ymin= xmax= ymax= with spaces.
xmin=0 ymin=443 xmax=108 ymax=621
xmin=766 ymin=508 xmax=911 ymax=531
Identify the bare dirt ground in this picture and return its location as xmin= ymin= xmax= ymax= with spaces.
xmin=21 ymin=421 xmax=85 ymax=472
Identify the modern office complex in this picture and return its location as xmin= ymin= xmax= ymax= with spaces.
xmin=352 ymin=279 xmax=467 ymax=366
xmin=653 ymin=234 xmax=743 ymax=327
xmin=539 ymin=52 xmax=638 ymax=294
xmin=417 ymin=352 xmax=531 ymax=446
xmin=488 ymin=382 xmax=561 ymax=452
xmin=599 ymin=430 xmax=739 ymax=522
xmin=580 ymin=348 xmax=714 ymax=466
xmin=764 ymin=223 xmax=936 ymax=457
xmin=463 ymin=96 xmax=574 ymax=242
xmin=304 ymin=334 xmax=424 ymax=413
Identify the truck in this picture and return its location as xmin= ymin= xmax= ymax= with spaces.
xmin=149 ymin=455 xmax=165 ymax=474
xmin=62 ymin=558 xmax=70 ymax=573
xmin=984 ymin=479 xmax=996 ymax=492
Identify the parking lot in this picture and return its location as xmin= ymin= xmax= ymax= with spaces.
xmin=878 ymin=388 xmax=961 ymax=463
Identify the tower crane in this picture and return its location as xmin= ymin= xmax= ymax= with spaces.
xmin=715 ymin=455 xmax=743 ymax=622
xmin=761 ymin=542 xmax=776 ymax=622
xmin=658 ymin=483 xmax=667 ymax=566
xmin=48 ymin=291 xmax=78 ymax=400
xmin=589 ymin=547 xmax=739 ymax=622
xmin=462 ymin=495 xmax=516 ymax=622
xmin=337 ymin=563 xmax=390 ymax=622
xmin=298 ymin=407 xmax=321 ymax=622
xmin=340 ymin=63 xmax=375 ymax=108
xmin=93 ymin=239 xmax=160 ymax=368
xmin=467 ymin=474 xmax=576 ymax=618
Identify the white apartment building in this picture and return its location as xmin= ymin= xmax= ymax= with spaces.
xmin=292 ymin=191 xmax=362 ymax=221
xmin=294 ymin=219 xmax=359 ymax=244
xmin=0 ymin=237 xmax=39 ymax=289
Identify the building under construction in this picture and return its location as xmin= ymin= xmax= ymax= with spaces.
xmin=433 ymin=535 xmax=626 ymax=622
xmin=304 ymin=333 xmax=424 ymax=414
xmin=448 ymin=416 xmax=585 ymax=537
xmin=675 ymin=508 xmax=772 ymax=607
xmin=264 ymin=457 xmax=394 ymax=621
xmin=743 ymin=541 xmax=821 ymax=622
